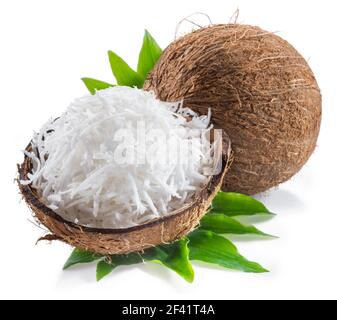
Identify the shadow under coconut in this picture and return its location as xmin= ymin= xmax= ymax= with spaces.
xmin=56 ymin=260 xmax=181 ymax=285
xmin=137 ymin=263 xmax=185 ymax=286
xmin=254 ymin=187 xmax=306 ymax=212
xmin=57 ymin=263 xmax=97 ymax=284
xmin=228 ymin=188 xmax=306 ymax=242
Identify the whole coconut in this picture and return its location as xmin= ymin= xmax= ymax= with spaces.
xmin=144 ymin=24 xmax=322 ymax=195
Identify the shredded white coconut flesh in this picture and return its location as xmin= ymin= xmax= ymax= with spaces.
xmin=21 ymin=87 xmax=219 ymax=229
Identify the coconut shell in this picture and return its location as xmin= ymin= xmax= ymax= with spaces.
xmin=144 ymin=24 xmax=322 ymax=195
xmin=18 ymin=135 xmax=232 ymax=255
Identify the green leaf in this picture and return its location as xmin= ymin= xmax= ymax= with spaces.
xmin=211 ymin=192 xmax=274 ymax=217
xmin=143 ymin=238 xmax=194 ymax=283
xmin=137 ymin=30 xmax=162 ymax=79
xmin=200 ymin=213 xmax=275 ymax=237
xmin=188 ymin=229 xmax=268 ymax=273
xmin=96 ymin=260 xmax=114 ymax=281
xmin=81 ymin=77 xmax=114 ymax=95
xmin=96 ymin=253 xmax=143 ymax=281
xmin=63 ymin=248 xmax=102 ymax=270
xmin=108 ymin=51 xmax=143 ymax=88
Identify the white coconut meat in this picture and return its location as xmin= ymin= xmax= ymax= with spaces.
xmin=21 ymin=87 xmax=219 ymax=229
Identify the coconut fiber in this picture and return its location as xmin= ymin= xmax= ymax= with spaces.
xmin=144 ymin=24 xmax=322 ymax=194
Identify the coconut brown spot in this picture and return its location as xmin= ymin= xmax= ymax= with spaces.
xmin=144 ymin=24 xmax=322 ymax=195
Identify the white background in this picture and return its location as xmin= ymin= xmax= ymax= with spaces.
xmin=1 ymin=0 xmax=336 ymax=300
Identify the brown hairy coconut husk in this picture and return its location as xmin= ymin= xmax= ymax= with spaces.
xmin=18 ymin=135 xmax=232 ymax=255
xmin=144 ymin=24 xmax=322 ymax=195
